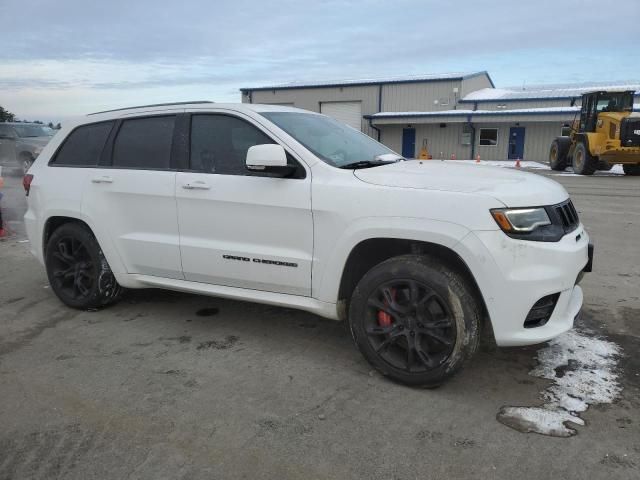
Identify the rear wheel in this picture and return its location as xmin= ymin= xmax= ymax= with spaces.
xmin=572 ymin=142 xmax=597 ymax=175
xmin=45 ymin=223 xmax=123 ymax=309
xmin=348 ymin=254 xmax=480 ymax=388
xmin=549 ymin=138 xmax=570 ymax=171
xmin=623 ymin=164 xmax=640 ymax=176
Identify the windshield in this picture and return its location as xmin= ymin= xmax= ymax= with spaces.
xmin=595 ymin=92 xmax=634 ymax=113
xmin=13 ymin=124 xmax=49 ymax=138
xmin=261 ymin=112 xmax=397 ymax=167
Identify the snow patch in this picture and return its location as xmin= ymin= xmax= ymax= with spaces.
xmin=497 ymin=329 xmax=622 ymax=437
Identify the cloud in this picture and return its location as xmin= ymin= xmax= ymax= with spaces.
xmin=0 ymin=0 xmax=638 ymax=119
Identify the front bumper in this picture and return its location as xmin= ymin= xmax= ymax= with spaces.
xmin=458 ymin=225 xmax=590 ymax=346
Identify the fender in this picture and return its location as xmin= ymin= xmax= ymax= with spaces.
xmin=40 ymin=209 xmax=129 ymax=282
xmin=313 ymin=216 xmax=472 ymax=303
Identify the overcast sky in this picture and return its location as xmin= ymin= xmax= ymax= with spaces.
xmin=1 ymin=0 xmax=639 ymax=122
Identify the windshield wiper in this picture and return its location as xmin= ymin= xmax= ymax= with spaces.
xmin=339 ymin=160 xmax=397 ymax=170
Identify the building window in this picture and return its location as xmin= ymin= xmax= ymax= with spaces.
xmin=479 ymin=128 xmax=498 ymax=146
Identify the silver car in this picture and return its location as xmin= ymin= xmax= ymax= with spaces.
xmin=0 ymin=123 xmax=54 ymax=175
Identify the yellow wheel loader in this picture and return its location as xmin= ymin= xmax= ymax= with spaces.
xmin=549 ymin=90 xmax=640 ymax=175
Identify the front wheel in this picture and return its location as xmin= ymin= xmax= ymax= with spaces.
xmin=572 ymin=142 xmax=597 ymax=175
xmin=623 ymin=164 xmax=640 ymax=176
xmin=45 ymin=223 xmax=123 ymax=309
xmin=348 ymin=254 xmax=481 ymax=388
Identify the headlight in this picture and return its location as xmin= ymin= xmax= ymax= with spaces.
xmin=491 ymin=208 xmax=551 ymax=233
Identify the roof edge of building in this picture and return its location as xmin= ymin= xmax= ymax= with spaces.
xmin=240 ymin=71 xmax=489 ymax=93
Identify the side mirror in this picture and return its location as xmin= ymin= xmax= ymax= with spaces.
xmin=246 ymin=144 xmax=296 ymax=177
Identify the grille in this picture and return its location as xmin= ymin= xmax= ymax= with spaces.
xmin=553 ymin=199 xmax=579 ymax=233
xmin=621 ymin=118 xmax=640 ymax=147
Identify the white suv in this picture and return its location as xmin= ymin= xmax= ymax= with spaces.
xmin=23 ymin=102 xmax=592 ymax=387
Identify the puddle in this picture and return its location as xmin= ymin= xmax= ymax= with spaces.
xmin=497 ymin=329 xmax=622 ymax=437
xmin=196 ymin=307 xmax=219 ymax=317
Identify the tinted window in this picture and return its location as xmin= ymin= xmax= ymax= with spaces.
xmin=479 ymin=128 xmax=498 ymax=146
xmin=190 ymin=115 xmax=276 ymax=175
xmin=113 ymin=116 xmax=175 ymax=169
xmin=53 ymin=121 xmax=114 ymax=166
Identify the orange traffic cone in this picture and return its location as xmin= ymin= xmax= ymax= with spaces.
xmin=450 ymin=153 xmax=456 ymax=160
xmin=515 ymin=158 xmax=521 ymax=168
xmin=475 ymin=154 xmax=481 ymax=164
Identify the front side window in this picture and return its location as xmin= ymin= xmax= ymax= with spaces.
xmin=479 ymin=128 xmax=498 ymax=146
xmin=190 ymin=114 xmax=277 ymax=175
xmin=112 ymin=116 xmax=175 ymax=169
xmin=52 ymin=121 xmax=114 ymax=166
xmin=260 ymin=112 xmax=396 ymax=168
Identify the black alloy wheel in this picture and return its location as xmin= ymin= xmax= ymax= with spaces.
xmin=49 ymin=235 xmax=96 ymax=301
xmin=349 ymin=254 xmax=481 ymax=387
xmin=365 ymin=279 xmax=456 ymax=373
xmin=45 ymin=223 xmax=123 ymax=309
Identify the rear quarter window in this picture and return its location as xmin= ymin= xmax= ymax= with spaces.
xmin=112 ymin=116 xmax=175 ymax=170
xmin=50 ymin=121 xmax=114 ymax=166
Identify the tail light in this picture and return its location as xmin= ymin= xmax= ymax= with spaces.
xmin=23 ymin=174 xmax=34 ymax=196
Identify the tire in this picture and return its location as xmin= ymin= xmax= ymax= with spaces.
xmin=572 ymin=141 xmax=597 ymax=175
xmin=45 ymin=223 xmax=123 ymax=309
xmin=623 ymin=164 xmax=640 ymax=176
xmin=597 ymin=160 xmax=613 ymax=171
xmin=348 ymin=254 xmax=481 ymax=388
xmin=549 ymin=137 xmax=570 ymax=171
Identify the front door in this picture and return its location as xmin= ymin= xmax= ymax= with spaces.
xmin=175 ymin=113 xmax=313 ymax=296
xmin=508 ymin=127 xmax=525 ymax=159
xmin=402 ymin=128 xmax=416 ymax=158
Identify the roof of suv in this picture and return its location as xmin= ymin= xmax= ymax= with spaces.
xmin=78 ymin=102 xmax=311 ymax=126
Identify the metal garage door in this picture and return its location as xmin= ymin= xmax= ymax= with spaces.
xmin=320 ymin=101 xmax=362 ymax=130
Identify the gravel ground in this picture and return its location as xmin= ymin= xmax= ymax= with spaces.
xmin=0 ymin=168 xmax=639 ymax=479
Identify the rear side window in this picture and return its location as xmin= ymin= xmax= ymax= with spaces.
xmin=112 ymin=116 xmax=175 ymax=169
xmin=52 ymin=122 xmax=114 ymax=166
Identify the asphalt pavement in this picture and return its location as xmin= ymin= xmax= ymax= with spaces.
xmin=0 ymin=166 xmax=638 ymax=479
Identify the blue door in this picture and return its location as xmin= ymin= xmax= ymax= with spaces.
xmin=402 ymin=128 xmax=416 ymax=158
xmin=508 ymin=127 xmax=525 ymax=159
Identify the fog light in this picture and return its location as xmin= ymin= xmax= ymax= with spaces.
xmin=524 ymin=293 xmax=560 ymax=328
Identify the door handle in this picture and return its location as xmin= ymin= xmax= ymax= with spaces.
xmin=91 ymin=175 xmax=114 ymax=184
xmin=182 ymin=181 xmax=210 ymax=190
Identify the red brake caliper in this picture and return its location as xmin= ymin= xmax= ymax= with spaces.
xmin=377 ymin=288 xmax=396 ymax=327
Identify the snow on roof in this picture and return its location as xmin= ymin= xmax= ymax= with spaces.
xmin=368 ymin=104 xmax=640 ymax=120
xmin=369 ymin=106 xmax=579 ymax=119
xmin=241 ymin=71 xmax=487 ymax=91
xmin=462 ymin=81 xmax=640 ymax=102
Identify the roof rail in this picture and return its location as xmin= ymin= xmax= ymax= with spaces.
xmin=88 ymin=100 xmax=214 ymax=116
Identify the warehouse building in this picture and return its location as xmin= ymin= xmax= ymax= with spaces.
xmin=240 ymin=73 xmax=640 ymax=161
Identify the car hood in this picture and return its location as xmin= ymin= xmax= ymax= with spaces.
xmin=353 ymin=160 xmax=569 ymax=207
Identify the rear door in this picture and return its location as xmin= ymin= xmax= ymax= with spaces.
xmin=81 ymin=113 xmax=183 ymax=279
xmin=175 ymin=111 xmax=313 ymax=296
